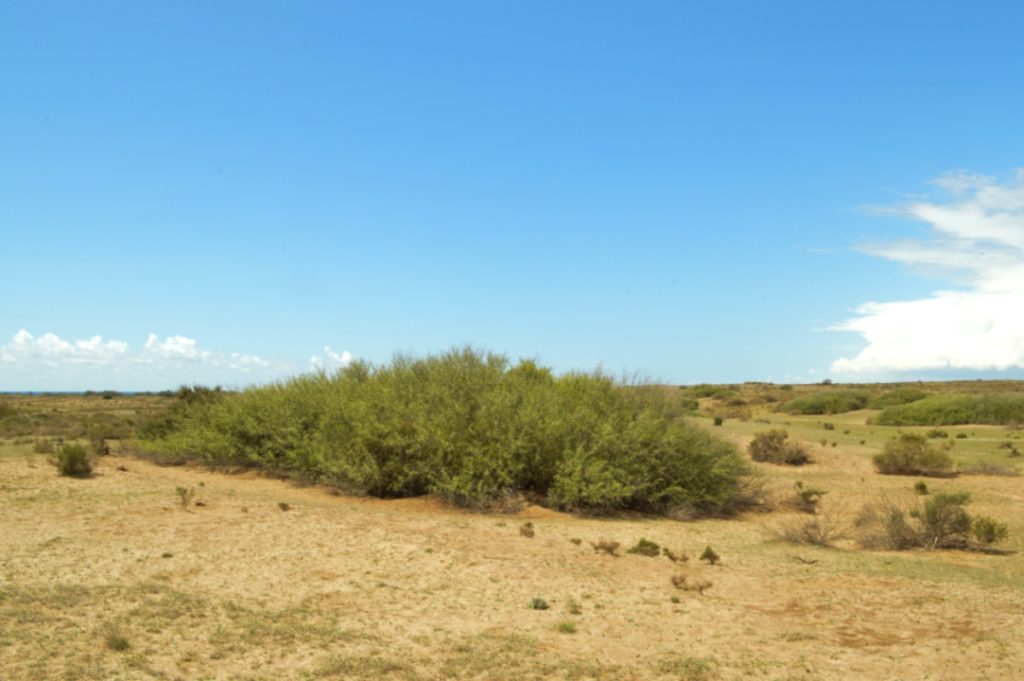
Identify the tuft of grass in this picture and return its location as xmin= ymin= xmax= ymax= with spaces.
xmin=103 ymin=624 xmax=130 ymax=652
xmin=590 ymin=540 xmax=620 ymax=556
xmin=556 ymin=620 xmax=577 ymax=634
xmin=527 ymin=598 xmax=549 ymax=610
xmin=519 ymin=522 xmax=534 ymax=538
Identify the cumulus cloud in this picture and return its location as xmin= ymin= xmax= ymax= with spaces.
xmin=310 ymin=345 xmax=353 ymax=371
xmin=832 ymin=170 xmax=1024 ymax=374
xmin=1 ymin=330 xmax=128 ymax=365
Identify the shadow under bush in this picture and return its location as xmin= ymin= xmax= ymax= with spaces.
xmin=139 ymin=348 xmax=752 ymax=516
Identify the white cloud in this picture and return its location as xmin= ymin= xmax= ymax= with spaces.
xmin=310 ymin=345 xmax=353 ymax=371
xmin=2 ymin=329 xmax=128 ymax=366
xmin=832 ymin=170 xmax=1024 ymax=374
xmin=143 ymin=334 xmax=212 ymax=361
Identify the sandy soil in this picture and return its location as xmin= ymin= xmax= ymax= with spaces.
xmin=2 ymin=437 xmax=1023 ymax=680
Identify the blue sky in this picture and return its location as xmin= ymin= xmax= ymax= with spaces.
xmin=4 ymin=1 xmax=1024 ymax=390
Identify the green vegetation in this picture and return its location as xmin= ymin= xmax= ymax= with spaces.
xmin=781 ymin=390 xmax=870 ymax=415
xmin=747 ymin=429 xmax=811 ymax=465
xmin=527 ymin=598 xmax=549 ymax=610
xmin=140 ymin=348 xmax=750 ymax=516
xmin=870 ymin=387 xmax=929 ymax=408
xmin=626 ymin=538 xmax=661 ymax=557
xmin=54 ymin=443 xmax=92 ymax=477
xmin=874 ymin=393 xmax=1024 ymax=426
xmin=872 ymin=434 xmax=954 ymax=477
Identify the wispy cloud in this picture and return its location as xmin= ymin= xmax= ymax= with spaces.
xmin=832 ymin=170 xmax=1024 ymax=374
xmin=0 ymin=330 xmax=351 ymax=390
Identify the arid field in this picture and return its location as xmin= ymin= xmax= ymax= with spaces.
xmin=2 ymin=388 xmax=1024 ymax=680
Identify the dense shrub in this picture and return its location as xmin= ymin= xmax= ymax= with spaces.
xmin=781 ymin=391 xmax=871 ymax=415
xmin=141 ymin=348 xmax=750 ymax=516
xmin=684 ymin=384 xmax=736 ymax=399
xmin=874 ymin=393 xmax=1024 ymax=426
xmin=872 ymin=434 xmax=954 ymax=477
xmin=870 ymin=388 xmax=929 ymax=409
xmin=748 ymin=430 xmax=811 ymax=465
xmin=55 ymin=443 xmax=92 ymax=477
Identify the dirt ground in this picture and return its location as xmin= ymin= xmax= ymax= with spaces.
xmin=2 ymin=419 xmax=1024 ymax=680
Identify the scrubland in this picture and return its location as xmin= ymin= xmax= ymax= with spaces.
xmin=3 ymin=369 xmax=1024 ymax=680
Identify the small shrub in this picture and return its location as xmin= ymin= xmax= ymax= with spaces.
xmin=591 ymin=539 xmax=620 ymax=556
xmin=672 ymin=574 xmax=713 ymax=595
xmin=699 ymin=545 xmax=720 ymax=565
xmin=749 ymin=430 xmax=811 ymax=465
xmin=971 ymin=516 xmax=1009 ymax=546
xmin=55 ymin=444 xmax=92 ymax=478
xmin=527 ymin=598 xmax=549 ymax=610
xmin=913 ymin=480 xmax=929 ymax=495
xmin=712 ymin=416 xmax=723 ymax=426
xmin=556 ymin=620 xmax=577 ymax=634
xmin=626 ymin=538 xmax=661 ymax=557
xmin=278 ymin=501 xmax=291 ymax=511
xmin=955 ymin=433 xmax=968 ymax=439
xmin=519 ymin=522 xmax=535 ymax=538
xmin=872 ymin=434 xmax=954 ymax=477
xmin=569 ymin=537 xmax=582 ymax=546
xmin=926 ymin=429 xmax=949 ymax=439
xmin=175 ymin=486 xmax=196 ymax=509
xmin=823 ymin=423 xmax=835 ymax=431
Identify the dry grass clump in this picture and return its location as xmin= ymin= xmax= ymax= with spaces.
xmin=856 ymin=492 xmax=1009 ymax=550
xmin=591 ymin=539 xmax=620 ymax=556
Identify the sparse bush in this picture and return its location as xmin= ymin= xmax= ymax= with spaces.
xmin=671 ymin=574 xmax=712 ymax=595
xmin=55 ymin=443 xmax=92 ymax=477
xmin=823 ymin=422 xmax=835 ymax=431
xmin=856 ymin=492 xmax=1007 ymax=550
xmin=971 ymin=516 xmax=1009 ymax=546
xmin=591 ymin=540 xmax=620 ymax=556
xmin=699 ymin=545 xmax=720 ymax=565
xmin=926 ymin=429 xmax=949 ymax=439
xmin=527 ymin=598 xmax=549 ymax=610
xmin=626 ymin=538 xmax=661 ymax=557
xmin=872 ymin=433 xmax=954 ymax=477
xmin=779 ymin=512 xmax=845 ymax=548
xmin=913 ymin=480 xmax=929 ymax=495
xmin=748 ymin=430 xmax=811 ymax=465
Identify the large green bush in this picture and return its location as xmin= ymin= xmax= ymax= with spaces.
xmin=874 ymin=393 xmax=1024 ymax=426
xmin=872 ymin=433 xmax=954 ymax=477
xmin=869 ymin=387 xmax=929 ymax=409
xmin=141 ymin=348 xmax=750 ymax=516
xmin=781 ymin=390 xmax=870 ymax=415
